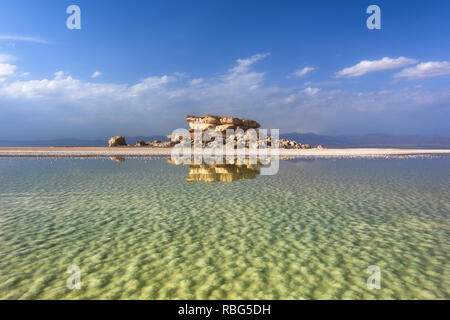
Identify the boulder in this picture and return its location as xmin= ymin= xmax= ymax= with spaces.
xmin=147 ymin=140 xmax=174 ymax=148
xmin=136 ymin=140 xmax=147 ymax=147
xmin=108 ymin=136 xmax=126 ymax=147
xmin=277 ymin=139 xmax=302 ymax=149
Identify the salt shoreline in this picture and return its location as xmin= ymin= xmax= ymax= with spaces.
xmin=0 ymin=146 xmax=449 ymax=158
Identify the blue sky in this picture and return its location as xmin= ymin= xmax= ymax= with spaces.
xmin=0 ymin=0 xmax=449 ymax=140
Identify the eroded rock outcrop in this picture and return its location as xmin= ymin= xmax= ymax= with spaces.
xmin=109 ymin=115 xmax=324 ymax=149
xmin=168 ymin=115 xmax=262 ymax=146
xmin=133 ymin=140 xmax=175 ymax=147
xmin=268 ymin=139 xmax=312 ymax=149
xmin=167 ymin=115 xmax=321 ymax=149
xmin=186 ymin=115 xmax=260 ymax=132
xmin=136 ymin=140 xmax=147 ymax=147
xmin=108 ymin=136 xmax=127 ymax=147
xmin=147 ymin=140 xmax=174 ymax=148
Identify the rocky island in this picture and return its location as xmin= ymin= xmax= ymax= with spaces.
xmin=109 ymin=115 xmax=323 ymax=149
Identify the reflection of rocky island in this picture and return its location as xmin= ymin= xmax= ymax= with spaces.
xmin=168 ymin=158 xmax=261 ymax=182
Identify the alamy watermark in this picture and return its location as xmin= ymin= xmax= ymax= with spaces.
xmin=65 ymin=5 xmax=380 ymax=31
xmin=366 ymin=5 xmax=381 ymax=30
xmin=66 ymin=5 xmax=81 ymax=30
xmin=66 ymin=264 xmax=81 ymax=290
xmin=366 ymin=265 xmax=381 ymax=289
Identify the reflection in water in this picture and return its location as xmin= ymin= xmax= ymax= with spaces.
xmin=110 ymin=157 xmax=126 ymax=163
xmin=1 ymin=157 xmax=449 ymax=299
xmin=186 ymin=163 xmax=260 ymax=182
xmin=168 ymin=158 xmax=261 ymax=182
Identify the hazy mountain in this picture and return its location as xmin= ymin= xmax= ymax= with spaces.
xmin=0 ymin=138 xmax=107 ymax=147
xmin=122 ymin=136 xmax=168 ymax=145
xmin=1 ymin=134 xmax=449 ymax=148
xmin=0 ymin=136 xmax=167 ymax=147
xmin=280 ymin=133 xmax=450 ymax=149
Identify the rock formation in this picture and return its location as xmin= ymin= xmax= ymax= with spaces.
xmin=108 ymin=136 xmax=126 ymax=147
xmin=168 ymin=115 xmax=262 ymax=146
xmin=136 ymin=140 xmax=147 ymax=147
xmin=185 ymin=115 xmax=260 ymax=132
xmin=146 ymin=140 xmax=174 ymax=148
xmin=278 ymin=139 xmax=302 ymax=149
xmin=109 ymin=115 xmax=324 ymax=149
xmin=171 ymin=115 xmax=317 ymax=149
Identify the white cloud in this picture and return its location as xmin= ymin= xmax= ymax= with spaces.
xmin=1 ymin=73 xmax=127 ymax=100
xmin=0 ymin=53 xmax=17 ymax=63
xmin=289 ymin=66 xmax=314 ymax=78
xmin=0 ymin=64 xmax=17 ymax=76
xmin=130 ymin=75 xmax=176 ymax=94
xmin=0 ymin=53 xmax=18 ymax=77
xmin=189 ymin=78 xmax=204 ymax=85
xmin=336 ymin=57 xmax=418 ymax=78
xmin=394 ymin=61 xmax=450 ymax=80
xmin=302 ymin=87 xmax=321 ymax=95
xmin=0 ymin=35 xmax=49 ymax=44
xmin=229 ymin=53 xmax=270 ymax=74
xmin=173 ymin=72 xmax=187 ymax=77
xmin=54 ymin=71 xmax=65 ymax=80
xmin=91 ymin=71 xmax=102 ymax=78
xmin=0 ymin=54 xmax=271 ymax=102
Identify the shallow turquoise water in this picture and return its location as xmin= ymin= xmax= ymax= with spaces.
xmin=0 ymin=156 xmax=449 ymax=299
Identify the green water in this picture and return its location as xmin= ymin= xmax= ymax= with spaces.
xmin=0 ymin=157 xmax=449 ymax=299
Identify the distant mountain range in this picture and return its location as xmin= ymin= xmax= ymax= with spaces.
xmin=279 ymin=133 xmax=450 ymax=149
xmin=0 ymin=136 xmax=167 ymax=147
xmin=1 ymin=133 xmax=450 ymax=149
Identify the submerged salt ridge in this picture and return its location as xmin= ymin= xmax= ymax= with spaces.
xmin=0 ymin=157 xmax=449 ymax=299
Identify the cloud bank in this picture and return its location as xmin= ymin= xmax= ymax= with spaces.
xmin=0 ymin=53 xmax=449 ymax=139
xmin=394 ymin=61 xmax=450 ymax=80
xmin=336 ymin=57 xmax=418 ymax=78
